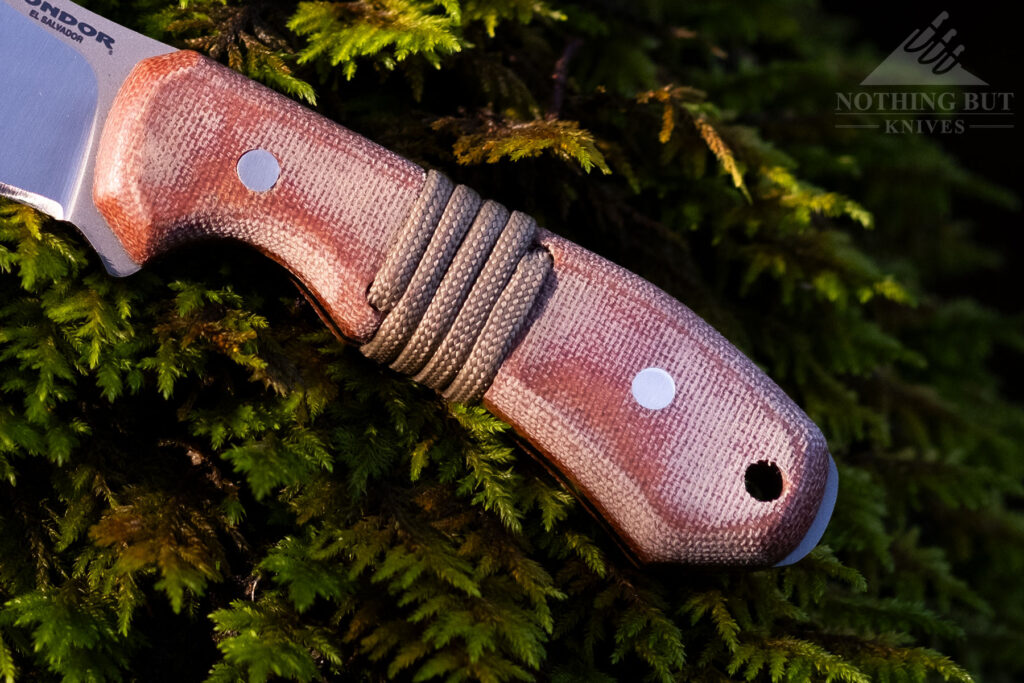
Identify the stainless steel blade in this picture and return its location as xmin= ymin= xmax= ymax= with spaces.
xmin=0 ymin=0 xmax=173 ymax=275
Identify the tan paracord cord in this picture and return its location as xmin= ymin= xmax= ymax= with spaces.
xmin=362 ymin=170 xmax=553 ymax=403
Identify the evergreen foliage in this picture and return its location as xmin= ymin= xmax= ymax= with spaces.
xmin=1 ymin=0 xmax=1021 ymax=681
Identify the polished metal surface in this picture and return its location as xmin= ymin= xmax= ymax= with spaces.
xmin=0 ymin=3 xmax=96 ymax=220
xmin=631 ymin=367 xmax=676 ymax=410
xmin=0 ymin=0 xmax=174 ymax=275
xmin=774 ymin=455 xmax=839 ymax=566
xmin=236 ymin=149 xmax=281 ymax=192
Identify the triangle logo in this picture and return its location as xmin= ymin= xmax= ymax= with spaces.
xmin=861 ymin=11 xmax=987 ymax=86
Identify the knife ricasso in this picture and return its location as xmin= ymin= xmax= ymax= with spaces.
xmin=92 ymin=50 xmax=424 ymax=342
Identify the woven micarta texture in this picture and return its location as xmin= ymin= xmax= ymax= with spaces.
xmin=483 ymin=231 xmax=831 ymax=565
xmin=93 ymin=50 xmax=424 ymax=341
xmin=92 ymin=51 xmax=832 ymax=567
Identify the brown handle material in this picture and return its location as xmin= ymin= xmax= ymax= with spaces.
xmin=94 ymin=50 xmax=423 ymax=341
xmin=483 ymin=232 xmax=830 ymax=564
xmin=93 ymin=51 xmax=832 ymax=566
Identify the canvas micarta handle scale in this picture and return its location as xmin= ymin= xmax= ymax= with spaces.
xmin=93 ymin=51 xmax=835 ymax=567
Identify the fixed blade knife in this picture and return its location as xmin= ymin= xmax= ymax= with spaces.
xmin=0 ymin=0 xmax=838 ymax=567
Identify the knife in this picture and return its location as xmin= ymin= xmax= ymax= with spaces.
xmin=0 ymin=0 xmax=838 ymax=567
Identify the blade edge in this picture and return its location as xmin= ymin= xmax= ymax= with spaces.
xmin=0 ymin=182 xmax=65 ymax=220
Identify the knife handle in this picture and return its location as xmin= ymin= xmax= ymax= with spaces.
xmin=93 ymin=51 xmax=833 ymax=566
xmin=94 ymin=50 xmax=424 ymax=342
xmin=483 ymin=231 xmax=831 ymax=564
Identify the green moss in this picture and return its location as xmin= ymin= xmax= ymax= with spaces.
xmin=1 ymin=0 xmax=1020 ymax=681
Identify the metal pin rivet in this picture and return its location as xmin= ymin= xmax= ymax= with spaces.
xmin=236 ymin=149 xmax=280 ymax=192
xmin=631 ymin=367 xmax=676 ymax=410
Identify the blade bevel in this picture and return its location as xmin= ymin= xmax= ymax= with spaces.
xmin=0 ymin=0 xmax=175 ymax=275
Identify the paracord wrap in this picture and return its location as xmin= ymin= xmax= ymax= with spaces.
xmin=361 ymin=170 xmax=552 ymax=403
